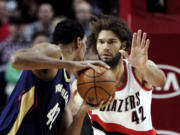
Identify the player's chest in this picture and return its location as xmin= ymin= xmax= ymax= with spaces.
xmin=100 ymin=89 xmax=141 ymax=112
xmin=36 ymin=83 xmax=70 ymax=130
xmin=44 ymin=83 xmax=70 ymax=112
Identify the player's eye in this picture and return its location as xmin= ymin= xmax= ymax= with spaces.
xmin=98 ymin=40 xmax=104 ymax=44
xmin=108 ymin=40 xmax=116 ymax=44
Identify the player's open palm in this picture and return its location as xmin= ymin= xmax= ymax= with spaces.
xmin=119 ymin=29 xmax=150 ymax=69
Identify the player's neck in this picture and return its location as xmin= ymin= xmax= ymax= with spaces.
xmin=112 ymin=58 xmax=125 ymax=88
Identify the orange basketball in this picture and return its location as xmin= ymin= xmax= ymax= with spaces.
xmin=77 ymin=66 xmax=116 ymax=106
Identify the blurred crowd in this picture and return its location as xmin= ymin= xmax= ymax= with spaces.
xmin=0 ymin=0 xmax=167 ymax=134
xmin=0 ymin=0 xmax=119 ymax=114
xmin=0 ymin=0 xmax=167 ymax=116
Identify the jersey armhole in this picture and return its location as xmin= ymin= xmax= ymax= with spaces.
xmin=132 ymin=68 xmax=152 ymax=91
xmin=116 ymin=60 xmax=128 ymax=91
xmin=63 ymin=69 xmax=71 ymax=83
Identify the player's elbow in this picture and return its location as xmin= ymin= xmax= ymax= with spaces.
xmin=155 ymin=73 xmax=166 ymax=88
xmin=160 ymin=75 xmax=166 ymax=87
xmin=10 ymin=54 xmax=22 ymax=69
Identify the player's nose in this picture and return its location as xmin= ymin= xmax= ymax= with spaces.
xmin=103 ymin=43 xmax=110 ymax=52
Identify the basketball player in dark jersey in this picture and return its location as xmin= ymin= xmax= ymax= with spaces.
xmin=0 ymin=19 xmax=112 ymax=135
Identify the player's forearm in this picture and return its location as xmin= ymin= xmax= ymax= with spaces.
xmin=10 ymin=52 xmax=73 ymax=70
xmin=137 ymin=60 xmax=166 ymax=87
xmin=63 ymin=108 xmax=87 ymax=135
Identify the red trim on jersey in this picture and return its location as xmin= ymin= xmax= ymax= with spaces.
xmin=116 ymin=61 xmax=128 ymax=91
xmin=18 ymin=89 xmax=38 ymax=112
xmin=132 ymin=68 xmax=152 ymax=91
xmin=18 ymin=90 xmax=26 ymax=109
xmin=88 ymin=111 xmax=156 ymax=135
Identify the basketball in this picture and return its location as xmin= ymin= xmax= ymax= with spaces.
xmin=77 ymin=66 xmax=116 ymax=106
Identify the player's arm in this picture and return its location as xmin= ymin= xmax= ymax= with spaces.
xmin=10 ymin=43 xmax=63 ymax=70
xmin=59 ymin=97 xmax=114 ymax=135
xmin=135 ymin=60 xmax=166 ymax=87
xmin=58 ymin=104 xmax=87 ymax=135
xmin=10 ymin=43 xmax=110 ymax=72
xmin=10 ymin=43 xmax=78 ymax=70
xmin=120 ymin=30 xmax=166 ymax=88
xmin=57 ymin=105 xmax=73 ymax=134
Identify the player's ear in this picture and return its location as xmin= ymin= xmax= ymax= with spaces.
xmin=75 ymin=37 xmax=81 ymax=49
xmin=121 ymin=41 xmax=127 ymax=50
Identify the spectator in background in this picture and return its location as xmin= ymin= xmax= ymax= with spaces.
xmin=6 ymin=0 xmax=19 ymax=16
xmin=74 ymin=1 xmax=93 ymax=36
xmin=20 ymin=0 xmax=39 ymax=23
xmin=0 ymin=0 xmax=9 ymax=113
xmin=147 ymin=0 xmax=167 ymax=13
xmin=24 ymin=3 xmax=54 ymax=42
xmin=52 ymin=16 xmax=67 ymax=31
xmin=0 ymin=16 xmax=29 ymax=114
xmin=0 ymin=0 xmax=10 ymax=42
xmin=90 ymin=0 xmax=119 ymax=15
xmin=5 ymin=31 xmax=49 ymax=98
xmin=0 ymin=16 xmax=30 ymax=71
xmin=31 ymin=31 xmax=49 ymax=45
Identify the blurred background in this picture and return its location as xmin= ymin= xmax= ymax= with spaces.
xmin=0 ymin=0 xmax=179 ymax=134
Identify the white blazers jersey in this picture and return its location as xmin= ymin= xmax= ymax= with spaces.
xmin=88 ymin=60 xmax=156 ymax=135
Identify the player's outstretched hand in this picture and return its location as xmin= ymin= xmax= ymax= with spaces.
xmin=69 ymin=60 xmax=110 ymax=74
xmin=80 ymin=96 xmax=114 ymax=112
xmin=119 ymin=29 xmax=150 ymax=69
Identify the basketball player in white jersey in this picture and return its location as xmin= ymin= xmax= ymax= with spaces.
xmin=87 ymin=15 xmax=166 ymax=135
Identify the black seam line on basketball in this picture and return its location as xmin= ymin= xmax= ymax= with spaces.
xmin=95 ymin=86 xmax=111 ymax=96
xmin=82 ymin=86 xmax=111 ymax=104
xmin=94 ymin=69 xmax=98 ymax=105
xmin=83 ymin=69 xmax=109 ymax=78
xmin=77 ymin=81 xmax=116 ymax=86
xmin=83 ymin=86 xmax=97 ymax=99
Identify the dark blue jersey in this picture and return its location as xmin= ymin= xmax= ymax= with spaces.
xmin=0 ymin=69 xmax=71 ymax=135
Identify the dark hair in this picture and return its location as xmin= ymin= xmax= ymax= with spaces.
xmin=38 ymin=3 xmax=53 ymax=13
xmin=9 ymin=16 xmax=26 ymax=25
xmin=31 ymin=31 xmax=49 ymax=41
xmin=88 ymin=15 xmax=132 ymax=52
xmin=53 ymin=19 xmax=85 ymax=44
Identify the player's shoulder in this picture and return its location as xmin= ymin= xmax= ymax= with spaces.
xmin=33 ymin=43 xmax=61 ymax=58
xmin=16 ymin=43 xmax=61 ymax=59
xmin=29 ymin=43 xmax=61 ymax=80
xmin=33 ymin=42 xmax=59 ymax=50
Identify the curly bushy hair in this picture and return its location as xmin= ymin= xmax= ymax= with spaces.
xmin=87 ymin=15 xmax=132 ymax=52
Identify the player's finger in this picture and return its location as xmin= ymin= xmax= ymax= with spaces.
xmin=88 ymin=64 xmax=102 ymax=73
xmin=144 ymin=39 xmax=150 ymax=53
xmin=98 ymin=100 xmax=105 ymax=108
xmin=132 ymin=32 xmax=137 ymax=48
xmin=141 ymin=32 xmax=147 ymax=48
xmin=107 ymin=96 xmax=113 ymax=104
xmin=106 ymin=97 xmax=112 ymax=106
xmin=110 ymin=95 xmax=115 ymax=103
xmin=137 ymin=29 xmax=142 ymax=47
xmin=119 ymin=50 xmax=129 ymax=59
xmin=94 ymin=61 xmax=110 ymax=69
